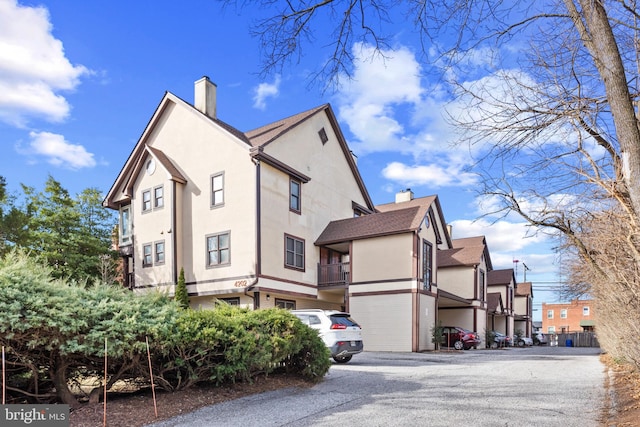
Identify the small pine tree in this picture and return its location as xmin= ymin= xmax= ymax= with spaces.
xmin=175 ymin=267 xmax=189 ymax=309
xmin=431 ymin=321 xmax=445 ymax=350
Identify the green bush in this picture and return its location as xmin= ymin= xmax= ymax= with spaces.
xmin=0 ymin=251 xmax=331 ymax=407
xmin=156 ymin=304 xmax=331 ymax=390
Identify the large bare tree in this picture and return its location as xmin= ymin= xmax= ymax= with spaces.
xmin=228 ymin=0 xmax=640 ymax=365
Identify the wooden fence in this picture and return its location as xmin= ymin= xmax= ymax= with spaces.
xmin=553 ymin=332 xmax=599 ymax=348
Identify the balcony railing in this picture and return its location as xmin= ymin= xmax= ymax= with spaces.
xmin=318 ymin=262 xmax=350 ymax=287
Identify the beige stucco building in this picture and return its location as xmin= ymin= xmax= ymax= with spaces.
xmin=104 ymin=77 xmax=533 ymax=352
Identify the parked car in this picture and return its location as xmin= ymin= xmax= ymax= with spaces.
xmin=490 ymin=331 xmax=512 ymax=349
xmin=291 ymin=309 xmax=363 ymax=363
xmin=441 ymin=326 xmax=481 ymax=350
xmin=516 ymin=336 xmax=533 ymax=347
xmin=535 ymin=332 xmax=548 ymax=345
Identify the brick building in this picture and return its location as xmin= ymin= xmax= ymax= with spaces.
xmin=541 ymin=299 xmax=595 ymax=334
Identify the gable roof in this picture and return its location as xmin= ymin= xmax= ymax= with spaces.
xmin=315 ymin=206 xmax=424 ymax=245
xmin=516 ymin=282 xmax=533 ymax=297
xmin=104 ymin=90 xmax=374 ymax=211
xmin=437 ymin=235 xmax=492 ymax=269
xmin=376 ymin=195 xmax=452 ymax=247
xmin=488 ymin=269 xmax=515 ymax=286
xmin=487 ymin=292 xmax=504 ymax=313
xmin=246 ymin=104 xmax=328 ymax=147
xmin=248 ymin=104 xmax=374 ymax=211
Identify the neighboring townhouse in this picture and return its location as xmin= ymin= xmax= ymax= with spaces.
xmin=315 ymin=190 xmax=452 ymax=351
xmin=486 ymin=269 xmax=516 ymax=337
xmin=436 ymin=236 xmax=491 ymax=341
xmin=514 ymin=281 xmax=533 ymax=339
xmin=486 ymin=292 xmax=505 ymax=332
xmin=542 ymin=299 xmax=595 ymax=334
xmin=103 ymin=76 xmax=376 ymax=311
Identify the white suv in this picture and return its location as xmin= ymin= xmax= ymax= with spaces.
xmin=291 ymin=309 xmax=363 ymax=363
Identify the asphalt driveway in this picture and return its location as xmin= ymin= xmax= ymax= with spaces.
xmin=150 ymin=346 xmax=605 ymax=427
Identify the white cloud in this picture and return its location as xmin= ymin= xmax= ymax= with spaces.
xmin=449 ymin=217 xmax=554 ymax=273
xmin=19 ymin=131 xmax=96 ymax=169
xmin=252 ymin=75 xmax=281 ymax=110
xmin=333 ymin=42 xmax=482 ymax=188
xmin=382 ymin=161 xmax=477 ymax=188
xmin=0 ymin=0 xmax=89 ymax=126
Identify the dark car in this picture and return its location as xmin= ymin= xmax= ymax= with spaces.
xmin=490 ymin=331 xmax=512 ymax=349
xmin=441 ymin=326 xmax=481 ymax=350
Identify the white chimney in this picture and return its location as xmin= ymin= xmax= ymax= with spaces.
xmin=194 ymin=76 xmax=217 ymax=119
xmin=395 ymin=188 xmax=414 ymax=203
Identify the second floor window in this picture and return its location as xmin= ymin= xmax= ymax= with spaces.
xmin=290 ymin=178 xmax=301 ymax=213
xmin=547 ymin=310 xmax=554 ymax=319
xmin=206 ymin=232 xmax=230 ymax=267
xmin=583 ymin=306 xmax=590 ymax=316
xmin=479 ymin=270 xmax=485 ymax=301
xmin=285 ymin=235 xmax=304 ymax=270
xmin=154 ymin=186 xmax=164 ymax=208
xmin=422 ymin=240 xmax=432 ymax=291
xmin=211 ymin=173 xmax=224 ymax=207
xmin=561 ymin=309 xmax=567 ymax=318
xmin=142 ymin=190 xmax=152 ymax=212
xmin=120 ymin=205 xmax=131 ymax=245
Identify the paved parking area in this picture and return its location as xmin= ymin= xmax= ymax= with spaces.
xmin=150 ymin=346 xmax=605 ymax=427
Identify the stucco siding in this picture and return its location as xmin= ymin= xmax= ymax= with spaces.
xmin=418 ymin=294 xmax=437 ymax=351
xmin=259 ymin=112 xmax=370 ymax=289
xmin=352 ymin=234 xmax=414 ymax=283
xmin=439 ymin=266 xmax=476 ymax=298
xmin=350 ymin=293 xmax=413 ymax=351
xmin=140 ymin=102 xmax=257 ymax=290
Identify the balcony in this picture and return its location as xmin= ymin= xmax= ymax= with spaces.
xmin=318 ymin=262 xmax=350 ymax=287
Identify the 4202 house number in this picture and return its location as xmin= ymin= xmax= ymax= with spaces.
xmin=234 ymin=280 xmax=247 ymax=287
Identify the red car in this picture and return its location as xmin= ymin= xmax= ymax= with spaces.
xmin=441 ymin=326 xmax=481 ymax=350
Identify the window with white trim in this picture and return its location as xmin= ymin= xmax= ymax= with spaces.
xmin=583 ymin=306 xmax=590 ymax=316
xmin=560 ymin=309 xmax=567 ymax=318
xmin=547 ymin=310 xmax=554 ymax=319
xmin=142 ymin=190 xmax=152 ymax=212
xmin=120 ymin=205 xmax=132 ymax=245
xmin=285 ymin=234 xmax=304 ymax=270
xmin=155 ymin=241 xmax=165 ymax=264
xmin=211 ymin=172 xmax=224 ymax=207
xmin=154 ymin=185 xmax=164 ymax=209
xmin=206 ymin=232 xmax=230 ymax=267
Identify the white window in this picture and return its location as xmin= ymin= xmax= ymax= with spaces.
xmin=583 ymin=306 xmax=590 ymax=316
xmin=120 ymin=206 xmax=132 ymax=245
xmin=211 ymin=173 xmax=224 ymax=207
xmin=142 ymin=190 xmax=152 ymax=212
xmin=154 ymin=186 xmax=164 ymax=209
xmin=155 ymin=241 xmax=165 ymax=264
xmin=547 ymin=310 xmax=554 ymax=319
xmin=561 ymin=309 xmax=567 ymax=319
xmin=548 ymin=326 xmax=556 ymax=334
xmin=206 ymin=232 xmax=230 ymax=267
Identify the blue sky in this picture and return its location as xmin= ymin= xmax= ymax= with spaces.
xmin=0 ymin=0 xmax=567 ymax=319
